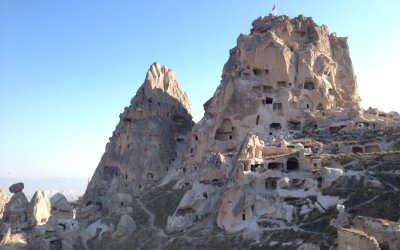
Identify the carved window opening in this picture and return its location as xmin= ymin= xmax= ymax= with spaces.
xmin=266 ymin=97 xmax=273 ymax=104
xmin=256 ymin=115 xmax=260 ymax=125
xmin=316 ymin=103 xmax=324 ymax=111
xmin=250 ymin=164 xmax=261 ymax=172
xmin=352 ymin=146 xmax=363 ymax=154
xmin=270 ymin=123 xmax=282 ymax=130
xmin=147 ymin=173 xmax=154 ymax=179
xmin=287 ymin=158 xmax=299 ymax=171
xmin=253 ymin=68 xmax=262 ymax=76
xmin=304 ymin=82 xmax=315 ymax=90
xmin=215 ymin=119 xmax=234 ymax=141
xmin=268 ymin=162 xmax=283 ymax=170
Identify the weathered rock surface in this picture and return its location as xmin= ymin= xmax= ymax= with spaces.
xmin=3 ymin=187 xmax=29 ymax=226
xmin=47 ymin=193 xmax=74 ymax=224
xmin=28 ymin=191 xmax=51 ymax=225
xmin=9 ymin=182 xmax=24 ymax=194
xmin=0 ymin=189 xmax=9 ymax=219
xmin=78 ymin=62 xmax=193 ymax=223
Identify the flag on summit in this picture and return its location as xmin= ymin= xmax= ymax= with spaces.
xmin=272 ymin=4 xmax=276 ymax=11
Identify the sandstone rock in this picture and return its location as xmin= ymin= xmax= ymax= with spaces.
xmin=28 ymin=229 xmax=49 ymax=250
xmin=112 ymin=214 xmax=136 ymax=239
xmin=3 ymin=190 xmax=30 ymax=226
xmin=9 ymin=182 xmax=24 ymax=194
xmin=55 ymin=219 xmax=80 ymax=250
xmin=0 ymin=189 xmax=9 ymax=219
xmin=79 ymin=62 xmax=193 ymax=221
xmin=47 ymin=193 xmax=74 ymax=224
xmin=29 ymin=191 xmax=51 ymax=225
xmin=74 ymin=13 xmax=400 ymax=249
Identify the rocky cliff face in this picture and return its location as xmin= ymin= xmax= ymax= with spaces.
xmin=185 ymin=14 xmax=360 ymax=170
xmin=80 ymin=63 xmax=193 ymax=223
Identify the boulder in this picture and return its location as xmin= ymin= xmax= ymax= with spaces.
xmin=9 ymin=182 xmax=24 ymax=193
xmin=112 ymin=214 xmax=136 ymax=239
xmin=29 ymin=191 xmax=51 ymax=225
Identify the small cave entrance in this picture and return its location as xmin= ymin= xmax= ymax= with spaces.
xmin=122 ymin=117 xmax=132 ymax=123
xmin=242 ymin=212 xmax=246 ymax=221
xmin=253 ymin=68 xmax=262 ymax=76
xmin=352 ymin=146 xmax=363 ymax=154
xmin=329 ymin=126 xmax=340 ymax=133
xmin=304 ymin=82 xmax=315 ymax=90
xmin=242 ymin=162 xmax=250 ymax=171
xmin=256 ymin=115 xmax=260 ymax=125
xmin=147 ymin=172 xmax=154 ymax=179
xmin=250 ymin=164 xmax=261 ymax=172
xmin=176 ymin=138 xmax=185 ymax=143
xmin=268 ymin=162 xmax=283 ymax=170
xmin=215 ymin=119 xmax=235 ymax=141
xmin=316 ymin=103 xmax=324 ymax=111
xmin=270 ymin=123 xmax=282 ymax=130
xmin=95 ymin=202 xmax=102 ymax=211
xmin=286 ymin=158 xmax=299 ymax=171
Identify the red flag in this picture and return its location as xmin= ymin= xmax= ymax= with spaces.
xmin=272 ymin=4 xmax=276 ymax=11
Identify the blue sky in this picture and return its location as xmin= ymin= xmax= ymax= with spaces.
xmin=1 ymin=0 xmax=399 ymax=180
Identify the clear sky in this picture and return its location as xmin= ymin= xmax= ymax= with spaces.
xmin=1 ymin=0 xmax=399 ymax=180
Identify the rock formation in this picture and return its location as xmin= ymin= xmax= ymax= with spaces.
xmin=0 ymin=189 xmax=8 ymax=219
xmin=3 ymin=182 xmax=30 ymax=227
xmin=79 ymin=62 xmax=193 ymax=225
xmin=2 ymin=13 xmax=400 ymax=250
xmin=28 ymin=191 xmax=51 ymax=225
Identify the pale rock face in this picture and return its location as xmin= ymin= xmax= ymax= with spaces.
xmin=112 ymin=214 xmax=136 ymax=239
xmin=29 ymin=191 xmax=51 ymax=225
xmin=168 ymin=14 xmax=364 ymax=233
xmin=0 ymin=189 xmax=9 ymax=219
xmin=79 ymin=63 xmax=193 ymax=222
xmin=184 ymin=15 xmax=361 ymax=172
xmin=48 ymin=193 xmax=74 ymax=224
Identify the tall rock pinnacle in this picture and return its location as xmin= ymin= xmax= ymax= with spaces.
xmin=79 ymin=63 xmax=193 ymax=222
